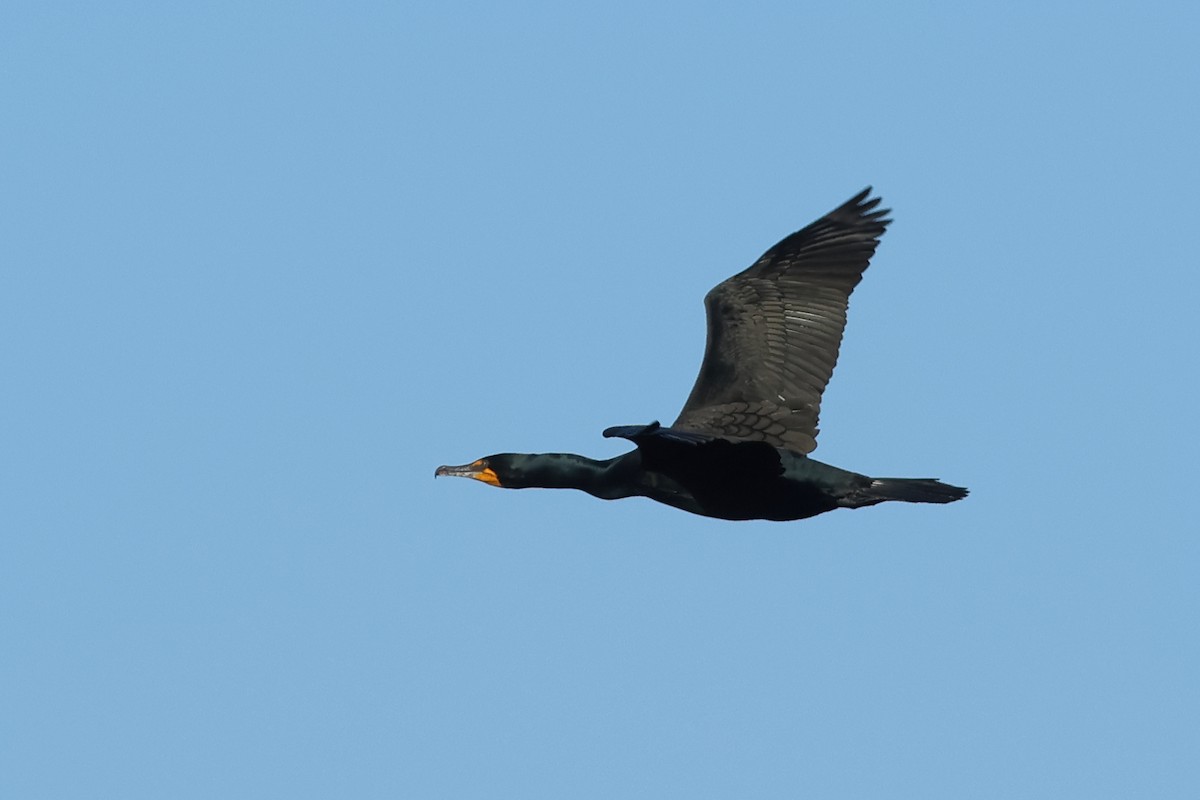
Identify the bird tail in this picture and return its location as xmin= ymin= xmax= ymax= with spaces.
xmin=864 ymin=477 xmax=968 ymax=504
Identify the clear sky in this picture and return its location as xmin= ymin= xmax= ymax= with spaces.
xmin=3 ymin=3 xmax=1198 ymax=798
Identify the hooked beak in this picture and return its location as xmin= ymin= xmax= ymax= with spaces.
xmin=434 ymin=459 xmax=502 ymax=487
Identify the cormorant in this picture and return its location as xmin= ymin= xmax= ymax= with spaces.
xmin=436 ymin=189 xmax=967 ymax=521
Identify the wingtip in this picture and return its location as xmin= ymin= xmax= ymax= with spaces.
xmin=602 ymin=421 xmax=661 ymax=439
xmin=837 ymin=187 xmax=891 ymax=227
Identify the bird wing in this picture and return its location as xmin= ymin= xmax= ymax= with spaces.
xmin=673 ymin=188 xmax=891 ymax=454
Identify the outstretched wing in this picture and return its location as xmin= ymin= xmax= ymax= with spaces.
xmin=673 ymin=188 xmax=891 ymax=454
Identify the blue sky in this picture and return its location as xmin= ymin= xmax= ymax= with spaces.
xmin=3 ymin=3 xmax=1198 ymax=798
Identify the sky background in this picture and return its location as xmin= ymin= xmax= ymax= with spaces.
xmin=3 ymin=3 xmax=1198 ymax=798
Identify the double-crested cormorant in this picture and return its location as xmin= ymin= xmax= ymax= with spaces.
xmin=436 ymin=189 xmax=967 ymax=521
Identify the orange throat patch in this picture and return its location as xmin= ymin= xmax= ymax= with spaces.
xmin=471 ymin=462 xmax=501 ymax=487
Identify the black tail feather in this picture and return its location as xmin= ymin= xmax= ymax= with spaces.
xmin=865 ymin=478 xmax=969 ymax=505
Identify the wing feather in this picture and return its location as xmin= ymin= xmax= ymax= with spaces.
xmin=673 ymin=188 xmax=891 ymax=453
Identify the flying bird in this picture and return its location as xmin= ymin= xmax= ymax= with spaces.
xmin=437 ymin=189 xmax=967 ymax=521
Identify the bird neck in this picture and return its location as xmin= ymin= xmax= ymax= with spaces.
xmin=508 ymin=452 xmax=637 ymax=500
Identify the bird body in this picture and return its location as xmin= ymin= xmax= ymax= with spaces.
xmin=437 ymin=189 xmax=967 ymax=522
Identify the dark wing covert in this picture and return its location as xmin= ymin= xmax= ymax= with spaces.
xmin=672 ymin=188 xmax=891 ymax=454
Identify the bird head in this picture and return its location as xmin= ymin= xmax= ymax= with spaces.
xmin=434 ymin=455 xmax=518 ymax=488
xmin=435 ymin=453 xmax=593 ymax=490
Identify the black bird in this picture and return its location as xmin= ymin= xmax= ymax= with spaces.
xmin=437 ymin=189 xmax=967 ymax=521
